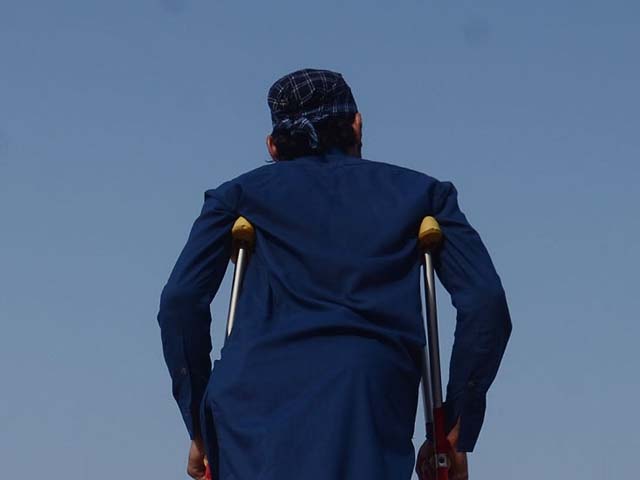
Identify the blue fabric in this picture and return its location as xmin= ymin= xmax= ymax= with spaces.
xmin=268 ymin=69 xmax=358 ymax=149
xmin=157 ymin=150 xmax=512 ymax=479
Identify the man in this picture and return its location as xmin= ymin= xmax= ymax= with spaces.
xmin=158 ymin=68 xmax=511 ymax=480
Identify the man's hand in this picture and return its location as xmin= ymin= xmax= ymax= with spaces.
xmin=187 ymin=437 xmax=208 ymax=480
xmin=415 ymin=418 xmax=469 ymax=480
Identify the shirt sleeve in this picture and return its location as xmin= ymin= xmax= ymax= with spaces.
xmin=431 ymin=181 xmax=512 ymax=452
xmin=157 ymin=189 xmax=236 ymax=439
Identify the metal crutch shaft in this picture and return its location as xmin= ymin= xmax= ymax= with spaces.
xmin=206 ymin=217 xmax=255 ymax=480
xmin=419 ymin=216 xmax=450 ymax=479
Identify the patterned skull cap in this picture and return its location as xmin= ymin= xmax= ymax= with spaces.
xmin=267 ymin=68 xmax=358 ymax=148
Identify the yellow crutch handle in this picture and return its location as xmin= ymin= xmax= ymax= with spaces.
xmin=230 ymin=217 xmax=255 ymax=264
xmin=232 ymin=216 xmax=255 ymax=248
xmin=418 ymin=216 xmax=443 ymax=252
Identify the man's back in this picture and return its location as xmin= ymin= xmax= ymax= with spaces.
xmin=220 ymin=150 xmax=436 ymax=354
xmin=201 ymin=150 xmax=442 ymax=479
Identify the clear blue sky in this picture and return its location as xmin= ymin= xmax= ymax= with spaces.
xmin=1 ymin=1 xmax=638 ymax=478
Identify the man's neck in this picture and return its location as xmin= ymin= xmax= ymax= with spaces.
xmin=346 ymin=142 xmax=363 ymax=158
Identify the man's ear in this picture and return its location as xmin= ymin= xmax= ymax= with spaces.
xmin=266 ymin=135 xmax=279 ymax=161
xmin=352 ymin=112 xmax=363 ymax=144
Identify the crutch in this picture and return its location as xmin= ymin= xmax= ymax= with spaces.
xmin=204 ymin=216 xmax=256 ymax=480
xmin=225 ymin=216 xmax=256 ymax=338
xmin=418 ymin=216 xmax=450 ymax=480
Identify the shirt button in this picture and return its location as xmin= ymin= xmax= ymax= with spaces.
xmin=468 ymin=380 xmax=476 ymax=388
xmin=180 ymin=367 xmax=188 ymax=376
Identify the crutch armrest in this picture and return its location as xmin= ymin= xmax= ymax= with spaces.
xmin=232 ymin=216 xmax=256 ymax=248
xmin=419 ymin=216 xmax=443 ymax=252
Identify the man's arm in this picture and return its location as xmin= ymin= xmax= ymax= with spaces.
xmin=157 ymin=189 xmax=236 ymax=439
xmin=432 ymin=180 xmax=512 ymax=453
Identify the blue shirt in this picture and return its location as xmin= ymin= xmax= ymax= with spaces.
xmin=157 ymin=150 xmax=511 ymax=478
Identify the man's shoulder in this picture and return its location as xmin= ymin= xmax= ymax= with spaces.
xmin=207 ymin=163 xmax=274 ymax=193
xmin=351 ymin=156 xmax=443 ymax=189
xmin=360 ymin=156 xmax=434 ymax=177
xmin=200 ymin=163 xmax=270 ymax=210
xmin=352 ymin=157 xmax=455 ymax=208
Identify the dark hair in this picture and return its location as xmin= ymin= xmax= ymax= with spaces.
xmin=271 ymin=113 xmax=358 ymax=161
